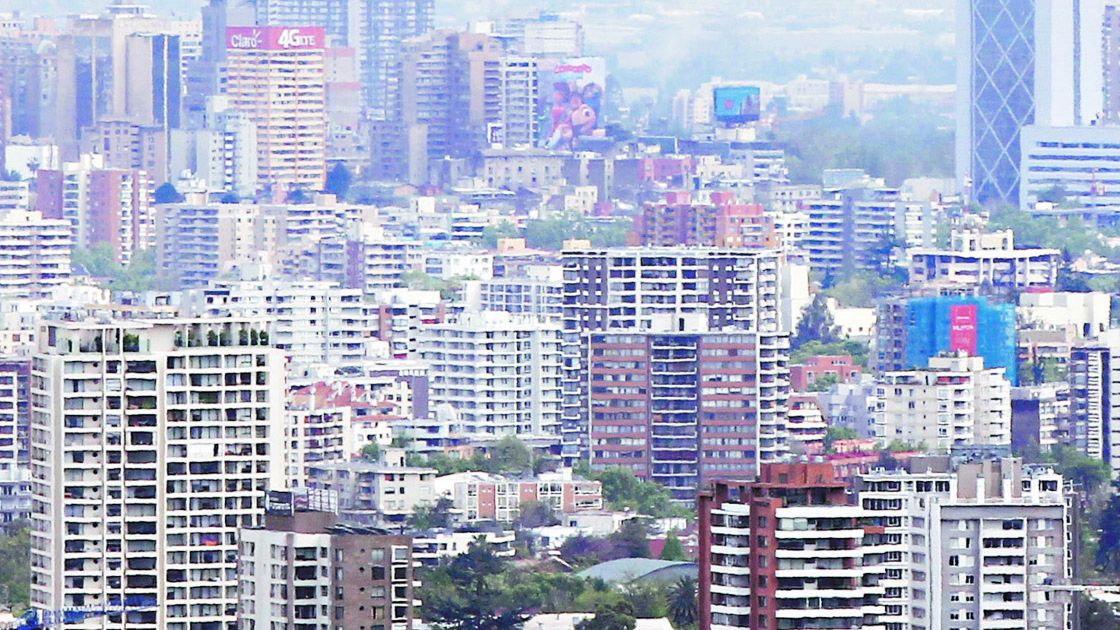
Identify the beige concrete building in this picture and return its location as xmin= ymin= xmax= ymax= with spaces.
xmin=224 ymin=26 xmax=327 ymax=193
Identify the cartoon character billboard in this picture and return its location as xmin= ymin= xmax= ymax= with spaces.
xmin=712 ymin=86 xmax=761 ymax=124
xmin=539 ymin=57 xmax=607 ymax=150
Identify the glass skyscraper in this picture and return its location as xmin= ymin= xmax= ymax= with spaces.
xmin=957 ymin=0 xmax=1037 ymax=206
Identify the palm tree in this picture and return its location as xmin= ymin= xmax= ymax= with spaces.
xmin=667 ymin=576 xmax=698 ymax=629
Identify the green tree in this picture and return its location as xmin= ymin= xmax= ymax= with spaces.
xmin=1079 ymin=596 xmax=1120 ymax=630
xmin=1098 ymin=482 xmax=1120 ymax=574
xmin=324 ymin=163 xmax=353 ymax=198
xmin=515 ymin=500 xmax=560 ymax=529
xmin=806 ymin=373 xmax=840 ymax=392
xmin=824 ymin=426 xmax=860 ymax=452
xmin=488 ymin=436 xmax=533 ymax=474
xmin=479 ymin=221 xmax=520 ymax=249
xmin=790 ymin=339 xmax=870 ymax=368
xmin=589 ymin=467 xmax=689 ymax=518
xmin=361 ymin=442 xmax=382 ymax=462
xmin=793 ymin=294 xmax=841 ymax=348
xmin=576 ymin=600 xmax=636 ymax=630
xmin=666 ymin=577 xmax=698 ymax=629
xmin=659 ymin=531 xmax=687 ymax=561
xmin=153 ymin=182 xmax=184 ymax=204
xmin=609 ymin=519 xmax=651 ymax=558
xmin=625 ymin=581 xmax=667 ymax=618
xmin=423 ymin=541 xmax=530 ymax=630
xmin=0 ymin=522 xmax=29 ymax=612
xmin=1047 ymin=445 xmax=1110 ymax=497
xmin=409 ymin=497 xmax=455 ymax=530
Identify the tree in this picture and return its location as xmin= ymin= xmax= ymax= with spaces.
xmin=423 ymin=541 xmax=530 ymax=630
xmin=1079 ymin=596 xmax=1120 ymax=630
xmin=576 ymin=600 xmax=636 ymax=630
xmin=0 ymin=522 xmax=29 ymax=612
xmin=806 ymin=373 xmax=840 ymax=392
xmin=609 ymin=519 xmax=651 ymax=559
xmin=824 ymin=426 xmax=860 ymax=452
xmin=667 ymin=577 xmax=698 ymax=629
xmin=479 ymin=221 xmax=520 ymax=249
xmin=624 ymin=581 xmax=667 ymax=618
xmin=287 ymin=187 xmax=309 ymax=204
xmin=1048 ymin=445 xmax=1110 ymax=497
xmin=790 ymin=339 xmax=870 ymax=368
xmin=153 ymin=182 xmax=184 ymax=204
xmin=361 ymin=442 xmax=382 ymax=462
xmin=792 ymin=294 xmax=841 ymax=348
xmin=1098 ymin=483 xmax=1120 ymax=574
xmin=515 ymin=500 xmax=560 ymax=529
xmin=409 ymin=497 xmax=454 ymax=530
xmin=659 ymin=531 xmax=687 ymax=561
xmin=587 ymin=467 xmax=689 ymax=518
xmin=324 ymin=163 xmax=353 ymax=198
xmin=488 ymin=436 xmax=533 ymax=474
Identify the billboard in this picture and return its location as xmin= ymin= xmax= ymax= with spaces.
xmin=538 ymin=57 xmax=607 ymax=150
xmin=713 ymin=86 xmax=761 ymax=124
xmin=948 ymin=303 xmax=978 ymax=356
xmin=226 ymin=26 xmax=326 ymax=51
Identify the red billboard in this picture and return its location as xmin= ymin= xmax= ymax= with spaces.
xmin=948 ymin=304 xmax=978 ymax=355
xmin=226 ymin=26 xmax=325 ymax=51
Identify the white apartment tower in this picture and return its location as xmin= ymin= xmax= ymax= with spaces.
xmin=875 ymin=354 xmax=1012 ymax=451
xmin=29 ymin=318 xmax=286 ymax=629
xmin=419 ymin=311 xmax=562 ymax=438
xmin=858 ymin=458 xmax=1072 ymax=630
xmin=0 ymin=210 xmax=72 ymax=299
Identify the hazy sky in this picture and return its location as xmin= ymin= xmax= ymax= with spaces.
xmin=11 ymin=0 xmax=956 ymax=89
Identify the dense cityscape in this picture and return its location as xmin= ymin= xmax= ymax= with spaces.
xmin=0 ymin=0 xmax=1116 ymax=629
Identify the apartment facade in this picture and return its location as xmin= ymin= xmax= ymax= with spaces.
xmin=238 ymin=509 xmax=417 ymax=630
xmin=875 ymin=355 xmax=1012 ymax=451
xmin=30 ymin=318 xmax=286 ymax=629
xmin=587 ymin=329 xmax=789 ymax=499
xmin=1069 ymin=344 xmax=1120 ymax=475
xmin=438 ymin=471 xmax=603 ymax=523
xmin=698 ymin=463 xmax=887 ymax=630
xmin=857 ymin=458 xmax=1073 ymax=630
xmin=419 ymin=311 xmax=562 ymax=439
xmin=908 ymin=230 xmax=1060 ymax=292
xmin=224 ymin=26 xmax=327 ymax=192
xmin=560 ymin=247 xmax=786 ymax=459
xmin=0 ymin=210 xmax=71 ymax=300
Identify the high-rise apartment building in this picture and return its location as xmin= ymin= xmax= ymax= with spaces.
xmin=238 ymin=509 xmax=418 ymax=630
xmin=857 ymin=457 xmax=1073 ymax=630
xmin=124 ymin=33 xmax=182 ymax=130
xmin=399 ymin=30 xmax=504 ymax=185
xmin=419 ymin=311 xmax=562 ymax=438
xmin=365 ymin=0 xmax=435 ymax=120
xmin=1069 ymin=344 xmax=1120 ymax=475
xmin=587 ymin=329 xmax=789 ymax=499
xmin=30 ymin=318 xmax=286 ymax=629
xmin=185 ymin=0 xmax=256 ymax=125
xmin=186 ymin=278 xmax=373 ymax=368
xmin=560 ymin=247 xmax=786 ymax=459
xmin=875 ymin=354 xmax=1012 ymax=451
xmin=498 ymin=56 xmax=539 ymax=148
xmin=34 ymin=155 xmax=153 ymax=263
xmin=154 ymin=202 xmax=270 ymax=288
xmin=802 ymin=185 xmax=924 ymax=279
xmin=876 ymin=295 xmax=1018 ymax=384
xmin=0 ymin=210 xmax=71 ymax=299
xmin=698 ymin=463 xmax=886 ymax=630
xmin=224 ymin=26 xmax=327 ymax=193
xmin=192 ymin=95 xmax=259 ymax=198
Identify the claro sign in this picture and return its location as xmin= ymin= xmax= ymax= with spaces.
xmin=226 ymin=26 xmax=325 ymax=51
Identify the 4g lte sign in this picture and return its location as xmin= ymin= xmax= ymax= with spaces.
xmin=226 ymin=26 xmax=325 ymax=51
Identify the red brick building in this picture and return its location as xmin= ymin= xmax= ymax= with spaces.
xmin=632 ymin=190 xmax=778 ymax=249
xmin=789 ymin=354 xmax=862 ymax=391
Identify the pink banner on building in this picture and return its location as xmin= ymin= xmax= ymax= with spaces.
xmin=226 ymin=26 xmax=325 ymax=51
xmin=949 ymin=304 xmax=978 ymax=355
